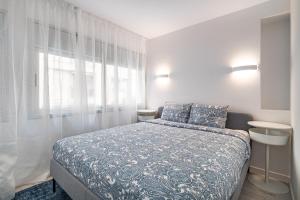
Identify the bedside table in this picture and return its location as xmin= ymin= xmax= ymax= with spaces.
xmin=248 ymin=121 xmax=292 ymax=194
xmin=137 ymin=109 xmax=157 ymax=122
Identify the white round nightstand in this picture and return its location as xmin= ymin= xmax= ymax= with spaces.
xmin=248 ymin=121 xmax=292 ymax=194
xmin=137 ymin=109 xmax=157 ymax=122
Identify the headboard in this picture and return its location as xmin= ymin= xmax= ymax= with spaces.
xmin=156 ymin=106 xmax=253 ymax=131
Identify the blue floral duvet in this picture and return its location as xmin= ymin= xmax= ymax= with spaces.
xmin=53 ymin=119 xmax=250 ymax=200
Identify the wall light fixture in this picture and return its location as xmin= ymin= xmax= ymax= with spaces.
xmin=156 ymin=74 xmax=169 ymax=78
xmin=232 ymin=65 xmax=258 ymax=72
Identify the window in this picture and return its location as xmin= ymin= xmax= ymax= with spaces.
xmin=33 ymin=26 xmax=144 ymax=114
xmin=38 ymin=53 xmax=102 ymax=111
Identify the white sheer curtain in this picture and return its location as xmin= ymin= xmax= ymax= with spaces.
xmin=0 ymin=0 xmax=146 ymax=199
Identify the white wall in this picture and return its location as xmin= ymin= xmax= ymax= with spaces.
xmin=146 ymin=0 xmax=291 ymax=178
xmin=291 ymin=0 xmax=300 ymax=198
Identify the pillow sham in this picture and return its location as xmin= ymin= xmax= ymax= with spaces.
xmin=161 ymin=103 xmax=192 ymax=123
xmin=188 ymin=104 xmax=229 ymax=128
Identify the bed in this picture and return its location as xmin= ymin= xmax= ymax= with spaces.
xmin=50 ymin=111 xmax=252 ymax=200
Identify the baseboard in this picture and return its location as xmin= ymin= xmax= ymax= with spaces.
xmin=289 ymin=182 xmax=295 ymax=200
xmin=249 ymin=165 xmax=290 ymax=183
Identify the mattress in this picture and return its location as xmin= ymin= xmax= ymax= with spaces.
xmin=53 ymin=119 xmax=250 ymax=200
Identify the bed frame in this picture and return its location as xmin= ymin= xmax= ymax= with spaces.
xmin=51 ymin=111 xmax=253 ymax=200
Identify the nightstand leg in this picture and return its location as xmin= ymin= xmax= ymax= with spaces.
xmin=265 ymin=128 xmax=269 ymax=183
xmin=265 ymin=144 xmax=269 ymax=183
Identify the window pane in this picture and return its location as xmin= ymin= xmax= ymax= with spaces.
xmin=49 ymin=54 xmax=75 ymax=110
xmin=39 ymin=53 xmax=76 ymax=110
xmin=48 ymin=54 xmax=75 ymax=71
xmin=118 ymin=67 xmax=128 ymax=105
xmin=106 ymin=65 xmax=138 ymax=106
xmin=131 ymin=69 xmax=137 ymax=102
xmin=85 ymin=61 xmax=102 ymax=107
xmin=106 ymin=64 xmax=115 ymax=105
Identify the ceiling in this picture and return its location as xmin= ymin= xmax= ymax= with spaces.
xmin=66 ymin=0 xmax=270 ymax=39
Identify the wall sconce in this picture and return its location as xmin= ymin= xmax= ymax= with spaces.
xmin=156 ymin=74 xmax=170 ymax=78
xmin=155 ymin=73 xmax=170 ymax=89
xmin=232 ymin=65 xmax=258 ymax=72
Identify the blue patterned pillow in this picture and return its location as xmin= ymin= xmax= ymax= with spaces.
xmin=188 ymin=104 xmax=229 ymax=128
xmin=161 ymin=104 xmax=192 ymax=123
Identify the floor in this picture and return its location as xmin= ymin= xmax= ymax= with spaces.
xmin=15 ymin=173 xmax=292 ymax=200
xmin=239 ymin=174 xmax=292 ymax=200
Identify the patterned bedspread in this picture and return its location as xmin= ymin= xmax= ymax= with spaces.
xmin=53 ymin=119 xmax=250 ymax=200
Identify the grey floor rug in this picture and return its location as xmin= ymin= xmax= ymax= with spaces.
xmin=14 ymin=180 xmax=72 ymax=200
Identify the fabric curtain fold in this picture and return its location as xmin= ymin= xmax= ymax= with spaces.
xmin=0 ymin=0 xmax=146 ymax=199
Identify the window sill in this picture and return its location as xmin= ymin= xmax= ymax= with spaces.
xmin=26 ymin=105 xmax=136 ymax=120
